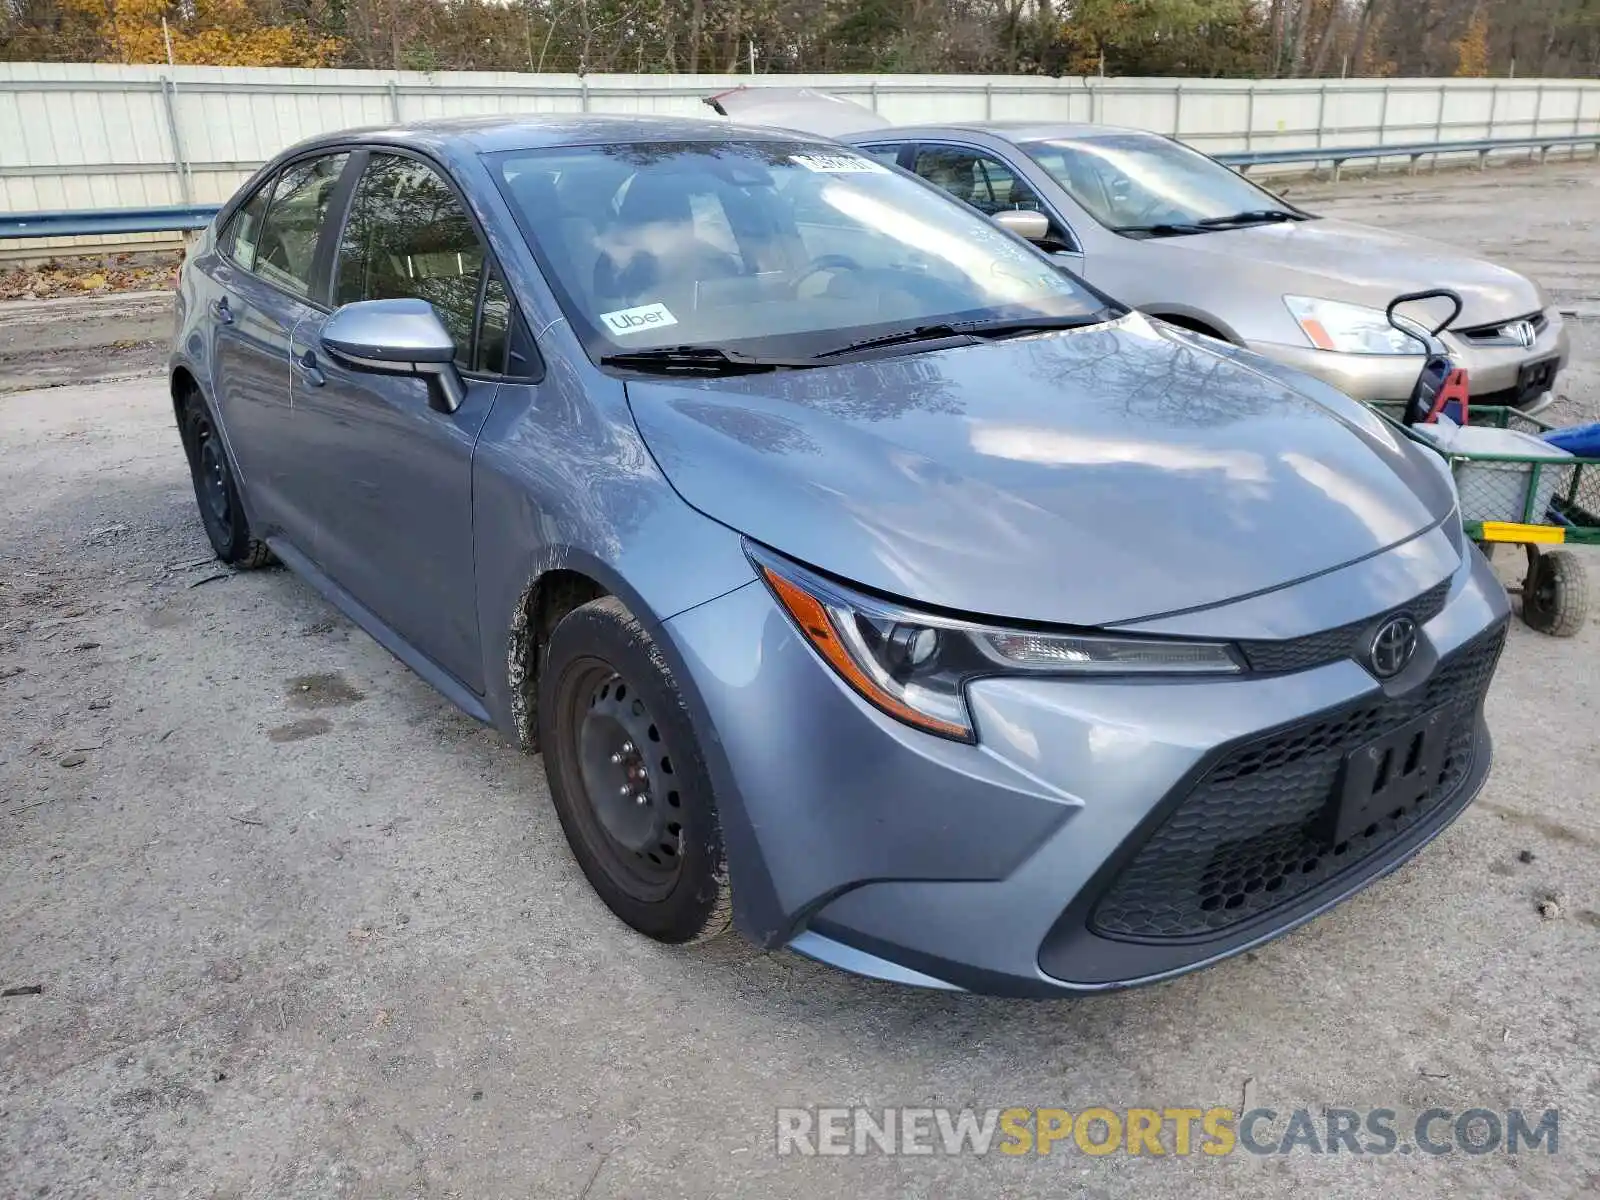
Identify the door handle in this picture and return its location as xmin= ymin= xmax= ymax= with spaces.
xmin=294 ymin=348 xmax=325 ymax=388
xmin=209 ymin=296 xmax=233 ymax=325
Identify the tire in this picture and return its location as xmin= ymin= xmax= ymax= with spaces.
xmin=537 ymin=595 xmax=731 ymax=944
xmin=1522 ymin=548 xmax=1588 ymax=637
xmin=178 ymin=389 xmax=275 ymax=569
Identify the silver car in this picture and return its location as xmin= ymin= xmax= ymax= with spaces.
xmin=707 ymin=91 xmax=1569 ymax=411
xmin=174 ymin=115 xmax=1510 ymax=995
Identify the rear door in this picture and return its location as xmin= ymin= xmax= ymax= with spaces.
xmin=206 ymin=152 xmax=351 ymax=543
xmin=287 ymin=150 xmax=533 ymax=692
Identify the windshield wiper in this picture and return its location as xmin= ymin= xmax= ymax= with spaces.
xmin=814 ymin=322 xmax=969 ymax=357
xmin=1197 ymin=209 xmax=1305 ymax=227
xmin=600 ymin=345 xmax=818 ymax=376
xmin=817 ymin=311 xmax=1114 ymax=359
xmin=1109 ymin=222 xmax=1213 ymax=238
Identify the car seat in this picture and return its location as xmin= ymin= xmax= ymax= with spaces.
xmin=593 ymin=172 xmax=740 ymax=308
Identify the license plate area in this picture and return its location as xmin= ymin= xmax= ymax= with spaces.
xmin=1516 ymin=356 xmax=1559 ymax=403
xmin=1322 ymin=706 xmax=1455 ymax=846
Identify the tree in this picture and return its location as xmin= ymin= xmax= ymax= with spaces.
xmin=1453 ymin=7 xmax=1489 ymax=74
xmin=49 ymin=0 xmax=345 ymax=66
xmin=6 ymin=0 xmax=1600 ymax=76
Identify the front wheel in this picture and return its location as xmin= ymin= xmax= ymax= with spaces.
xmin=179 ymin=390 xmax=274 ymax=569
xmin=537 ymin=596 xmax=732 ymax=944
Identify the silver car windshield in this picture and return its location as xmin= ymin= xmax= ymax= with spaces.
xmin=493 ymin=141 xmax=1106 ymax=357
xmin=1023 ymin=133 xmax=1298 ymax=232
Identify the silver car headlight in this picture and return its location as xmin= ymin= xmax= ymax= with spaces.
xmin=1284 ymin=295 xmax=1426 ymax=356
xmin=750 ymin=546 xmax=1241 ymax=742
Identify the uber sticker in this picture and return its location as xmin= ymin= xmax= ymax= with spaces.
xmin=790 ymin=152 xmax=882 ymax=174
xmin=599 ymin=302 xmax=679 ymax=336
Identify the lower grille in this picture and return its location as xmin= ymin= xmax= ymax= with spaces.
xmin=1089 ymin=624 xmax=1506 ymax=941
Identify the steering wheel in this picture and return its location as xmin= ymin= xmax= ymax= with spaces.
xmin=792 ymin=254 xmax=863 ymax=295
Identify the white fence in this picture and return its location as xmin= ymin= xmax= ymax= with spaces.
xmin=4 ymin=62 xmax=1600 ymax=257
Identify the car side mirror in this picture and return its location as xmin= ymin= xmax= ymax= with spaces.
xmin=992 ymin=209 xmax=1050 ymax=244
xmin=321 ymin=298 xmax=467 ymax=414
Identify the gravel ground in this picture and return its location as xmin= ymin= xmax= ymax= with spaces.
xmin=2 ymin=160 xmax=1599 ymax=1200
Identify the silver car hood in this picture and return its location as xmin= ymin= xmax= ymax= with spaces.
xmin=1176 ymin=217 xmax=1544 ymax=327
xmin=626 ymin=316 xmax=1454 ymax=627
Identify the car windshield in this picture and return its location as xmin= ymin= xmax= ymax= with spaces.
xmin=1022 ymin=133 xmax=1303 ymax=235
xmin=492 ymin=140 xmax=1109 ymax=360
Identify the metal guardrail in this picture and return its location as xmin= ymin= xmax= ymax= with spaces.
xmin=0 ymin=203 xmax=219 ymax=240
xmin=2 ymin=133 xmax=1599 ymax=241
xmin=1217 ymin=132 xmax=1600 ymax=179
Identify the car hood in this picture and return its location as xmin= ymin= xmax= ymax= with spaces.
xmin=1178 ymin=217 xmax=1543 ymax=327
xmin=626 ymin=315 xmax=1454 ymax=627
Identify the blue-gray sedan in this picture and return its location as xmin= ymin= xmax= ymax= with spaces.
xmin=169 ymin=115 xmax=1509 ymax=995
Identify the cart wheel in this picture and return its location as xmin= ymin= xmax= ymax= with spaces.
xmin=1522 ymin=548 xmax=1589 ymax=637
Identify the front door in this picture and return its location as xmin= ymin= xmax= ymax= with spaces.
xmin=906 ymin=142 xmax=1086 ymax=272
xmin=285 ymin=151 xmax=512 ymax=693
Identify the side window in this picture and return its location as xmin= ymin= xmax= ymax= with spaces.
xmin=912 ymin=146 xmax=1043 ymax=214
xmin=334 ymin=153 xmax=485 ymax=371
xmin=253 ymin=153 xmax=350 ymax=298
xmin=222 ymin=176 xmax=273 ymax=271
xmin=973 ymin=157 xmax=1042 ymax=213
xmin=857 ymin=143 xmax=904 ymax=167
xmin=913 ymin=144 xmax=1076 ymax=252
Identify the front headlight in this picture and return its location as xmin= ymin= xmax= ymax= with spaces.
xmin=751 ymin=546 xmax=1241 ymax=742
xmin=1284 ymin=295 xmax=1426 ymax=356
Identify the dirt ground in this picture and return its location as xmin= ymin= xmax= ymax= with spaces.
xmin=3 ymin=159 xmax=1600 ymax=1199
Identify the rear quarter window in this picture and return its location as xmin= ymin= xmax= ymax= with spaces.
xmin=222 ymin=179 xmax=273 ymax=270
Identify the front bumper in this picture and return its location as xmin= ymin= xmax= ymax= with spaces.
xmin=661 ymin=539 xmax=1510 ymax=996
xmin=1246 ymin=308 xmax=1569 ymax=407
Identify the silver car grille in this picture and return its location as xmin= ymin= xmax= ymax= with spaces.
xmin=1454 ymin=310 xmax=1548 ymax=348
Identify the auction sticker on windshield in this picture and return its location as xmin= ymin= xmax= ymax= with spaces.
xmin=790 ymin=153 xmax=882 ymax=173
xmin=599 ymin=302 xmax=679 ymax=336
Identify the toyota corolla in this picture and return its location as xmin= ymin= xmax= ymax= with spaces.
xmin=170 ymin=115 xmax=1509 ymax=995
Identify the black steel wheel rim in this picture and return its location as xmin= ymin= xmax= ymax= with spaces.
xmin=194 ymin=414 xmax=233 ymax=536
xmin=563 ymin=659 xmax=684 ymax=900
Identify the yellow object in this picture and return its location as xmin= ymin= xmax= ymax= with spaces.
xmin=1480 ymin=521 xmax=1565 ymax=544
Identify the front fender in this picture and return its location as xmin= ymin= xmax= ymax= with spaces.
xmin=469 ymin=366 xmax=755 ymax=744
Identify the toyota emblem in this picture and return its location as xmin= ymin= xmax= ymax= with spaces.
xmin=1369 ymin=616 xmax=1419 ymax=679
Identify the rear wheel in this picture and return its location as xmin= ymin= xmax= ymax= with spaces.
xmin=1521 ymin=548 xmax=1588 ymax=637
xmin=179 ymin=390 xmax=274 ymax=568
xmin=538 ymin=596 xmax=731 ymax=944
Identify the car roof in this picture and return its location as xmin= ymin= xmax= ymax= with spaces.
xmin=848 ymin=121 xmax=1155 ymax=144
xmin=283 ymin=112 xmax=815 ymax=158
